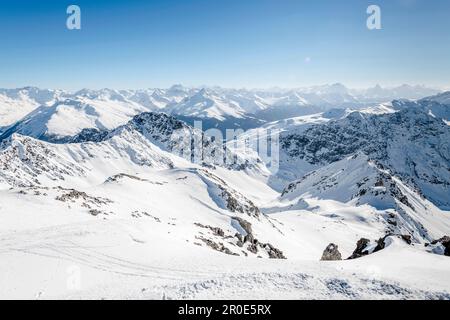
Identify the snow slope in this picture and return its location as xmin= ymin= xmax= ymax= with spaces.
xmin=277 ymin=108 xmax=450 ymax=209
xmin=0 ymin=164 xmax=449 ymax=299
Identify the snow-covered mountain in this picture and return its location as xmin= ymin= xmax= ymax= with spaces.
xmin=1 ymin=84 xmax=441 ymax=138
xmin=354 ymin=84 xmax=440 ymax=102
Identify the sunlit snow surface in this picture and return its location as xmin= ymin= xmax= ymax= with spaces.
xmin=0 ymin=86 xmax=449 ymax=299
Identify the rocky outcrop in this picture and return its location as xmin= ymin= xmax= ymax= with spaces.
xmin=320 ymin=243 xmax=342 ymax=261
xmin=401 ymin=234 xmax=412 ymax=245
xmin=231 ymin=217 xmax=286 ymax=259
xmin=105 ymin=173 xmax=147 ymax=183
xmin=199 ymin=170 xmax=260 ymax=217
xmin=194 ymin=223 xmax=225 ymax=237
xmin=279 ymin=108 xmax=450 ymax=210
xmin=347 ymin=238 xmax=370 ymax=260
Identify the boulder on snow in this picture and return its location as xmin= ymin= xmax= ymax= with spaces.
xmin=347 ymin=238 xmax=370 ymax=259
xmin=401 ymin=234 xmax=412 ymax=245
xmin=320 ymin=243 xmax=342 ymax=261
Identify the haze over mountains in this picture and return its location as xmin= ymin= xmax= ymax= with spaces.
xmin=0 ymin=83 xmax=442 ymax=140
xmin=0 ymin=83 xmax=449 ymax=299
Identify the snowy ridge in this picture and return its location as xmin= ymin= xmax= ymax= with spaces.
xmin=0 ymin=84 xmax=443 ymax=138
xmin=278 ymin=108 xmax=450 ymax=209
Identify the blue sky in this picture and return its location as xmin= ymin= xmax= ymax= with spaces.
xmin=0 ymin=0 xmax=449 ymax=90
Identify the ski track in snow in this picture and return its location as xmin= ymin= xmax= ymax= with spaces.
xmin=0 ymin=220 xmax=449 ymax=300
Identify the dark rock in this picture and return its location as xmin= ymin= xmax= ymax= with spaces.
xmin=320 ymin=243 xmax=342 ymax=261
xmin=348 ymin=238 xmax=370 ymax=259
xmin=431 ymin=235 xmax=450 ymax=245
xmin=247 ymin=243 xmax=258 ymax=254
xmin=401 ymin=234 xmax=412 ymax=245
xmin=198 ymin=237 xmax=238 ymax=256
xmin=194 ymin=223 xmax=225 ymax=237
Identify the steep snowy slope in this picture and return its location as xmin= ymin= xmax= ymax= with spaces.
xmin=278 ymin=153 xmax=450 ymax=242
xmin=277 ymin=108 xmax=450 ymax=209
xmin=166 ymin=88 xmax=248 ymax=121
xmin=0 ymin=97 xmax=149 ymax=142
xmin=353 ymin=84 xmax=440 ymax=102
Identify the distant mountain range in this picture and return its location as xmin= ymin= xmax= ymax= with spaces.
xmin=0 ymin=84 xmax=444 ymax=140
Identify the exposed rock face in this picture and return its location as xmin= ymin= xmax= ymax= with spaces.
xmin=320 ymin=243 xmax=342 ymax=261
xmin=348 ymin=238 xmax=370 ymax=260
xmin=69 ymin=128 xmax=109 ymax=143
xmin=55 ymin=188 xmax=113 ymax=209
xmin=194 ymin=223 xmax=225 ymax=237
xmin=279 ymin=108 xmax=450 ymax=210
xmin=197 ymin=237 xmax=238 ymax=256
xmin=247 ymin=243 xmax=258 ymax=254
xmin=105 ymin=173 xmax=147 ymax=183
xmin=401 ymin=234 xmax=412 ymax=245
